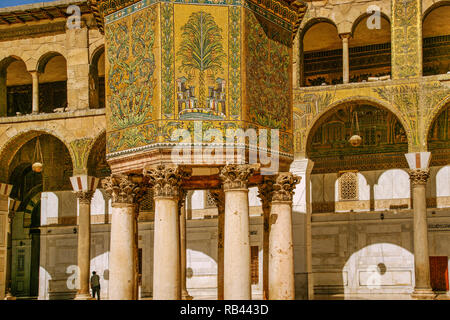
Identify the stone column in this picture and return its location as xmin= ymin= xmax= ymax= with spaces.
xmin=145 ymin=165 xmax=190 ymax=300
xmin=74 ymin=191 xmax=94 ymax=299
xmin=340 ymin=34 xmax=351 ymax=84
xmin=5 ymin=198 xmax=19 ymax=300
xmin=179 ymin=191 xmax=192 ymax=300
xmin=70 ymin=175 xmax=99 ymax=300
xmin=269 ymin=173 xmax=300 ymax=300
xmin=405 ymin=152 xmax=434 ymax=299
xmin=257 ymin=177 xmax=275 ymax=300
xmin=409 ymin=169 xmax=434 ymax=298
xmin=30 ymin=71 xmax=39 ymax=114
xmin=219 ymin=164 xmax=256 ymax=300
xmin=290 ymin=159 xmax=314 ymax=300
xmin=102 ymin=174 xmax=144 ymax=300
xmin=0 ymin=183 xmax=12 ymax=300
xmin=210 ymin=189 xmax=225 ymax=300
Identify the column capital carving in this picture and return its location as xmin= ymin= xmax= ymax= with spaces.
xmin=101 ymin=174 xmax=146 ymax=205
xmin=144 ymin=165 xmax=191 ymax=199
xmin=408 ymin=169 xmax=430 ymax=186
xmin=210 ymin=189 xmax=225 ymax=212
xmin=74 ymin=191 xmax=95 ymax=204
xmin=272 ymin=172 xmax=301 ymax=202
xmin=258 ymin=176 xmax=276 ymax=209
xmin=219 ymin=164 xmax=257 ymax=191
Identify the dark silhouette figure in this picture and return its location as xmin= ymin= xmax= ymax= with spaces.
xmin=90 ymin=271 xmax=101 ymax=300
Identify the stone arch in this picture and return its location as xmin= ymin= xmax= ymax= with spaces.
xmin=36 ymin=51 xmax=66 ymax=74
xmin=300 ymin=17 xmax=339 ymax=43
xmin=89 ymin=45 xmax=105 ymax=109
xmin=425 ymin=96 xmax=450 ymax=144
xmin=423 ymin=0 xmax=450 ymax=17
xmin=29 ymin=45 xmax=67 ymax=72
xmin=86 ymin=129 xmax=110 ymax=178
xmin=0 ymin=128 xmax=75 ymax=182
xmin=350 ymin=11 xmax=391 ymax=37
xmin=304 ymin=96 xmax=412 ymax=155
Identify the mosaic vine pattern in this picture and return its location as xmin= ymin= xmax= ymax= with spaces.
xmin=106 ymin=6 xmax=157 ymax=153
xmin=245 ymin=10 xmax=292 ymax=132
xmin=229 ymin=6 xmax=241 ymax=119
xmin=391 ymin=0 xmax=421 ymax=79
xmin=161 ymin=3 xmax=175 ymax=118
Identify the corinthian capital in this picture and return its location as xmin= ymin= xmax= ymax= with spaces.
xmin=219 ymin=164 xmax=258 ymax=191
xmin=258 ymin=176 xmax=276 ymax=210
xmin=74 ymin=191 xmax=95 ymax=204
xmin=272 ymin=172 xmax=301 ymax=202
xmin=210 ymin=189 xmax=225 ymax=212
xmin=144 ymin=165 xmax=191 ymax=198
xmin=408 ymin=169 xmax=430 ymax=186
xmin=101 ymin=174 xmax=145 ymax=205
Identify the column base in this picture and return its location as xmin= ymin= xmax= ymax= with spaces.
xmin=74 ymin=292 xmax=94 ymax=300
xmin=4 ymin=292 xmax=16 ymax=300
xmin=182 ymin=291 xmax=193 ymax=300
xmin=411 ymin=289 xmax=436 ymax=300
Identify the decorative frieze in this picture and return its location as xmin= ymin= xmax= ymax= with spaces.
xmin=101 ymin=174 xmax=145 ymax=205
xmin=144 ymin=165 xmax=190 ymax=198
xmin=408 ymin=169 xmax=430 ymax=186
xmin=272 ymin=172 xmax=300 ymax=202
xmin=219 ymin=164 xmax=257 ymax=191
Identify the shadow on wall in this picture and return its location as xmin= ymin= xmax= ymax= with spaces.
xmin=38 ymin=190 xmax=111 ymax=300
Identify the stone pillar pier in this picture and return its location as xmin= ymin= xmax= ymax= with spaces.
xmin=30 ymin=71 xmax=40 ymax=114
xmin=210 ymin=190 xmax=225 ymax=300
xmin=257 ymin=177 xmax=276 ymax=300
xmin=290 ymin=159 xmax=314 ymax=300
xmin=269 ymin=173 xmax=300 ymax=300
xmin=405 ymin=152 xmax=434 ymax=299
xmin=0 ymin=183 xmax=12 ymax=300
xmin=70 ymin=175 xmax=99 ymax=300
xmin=219 ymin=164 xmax=256 ymax=300
xmin=145 ymin=165 xmax=190 ymax=300
xmin=340 ymin=34 xmax=351 ymax=84
xmin=102 ymin=174 xmax=144 ymax=300
xmin=5 ymin=198 xmax=19 ymax=300
xmin=179 ymin=191 xmax=192 ymax=300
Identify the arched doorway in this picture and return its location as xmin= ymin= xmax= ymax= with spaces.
xmin=423 ymin=3 xmax=450 ymax=76
xmin=6 ymin=133 xmax=73 ymax=297
xmin=305 ymin=102 xmax=413 ymax=297
xmin=301 ymin=19 xmax=342 ymax=86
xmin=0 ymin=56 xmax=32 ymax=117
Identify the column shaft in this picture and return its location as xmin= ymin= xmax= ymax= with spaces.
xmin=77 ymin=199 xmax=91 ymax=298
xmin=269 ymin=201 xmax=295 ymax=299
xmin=224 ymin=188 xmax=251 ymax=300
xmin=341 ymin=36 xmax=350 ymax=84
xmin=412 ymin=183 xmax=432 ymax=292
xmin=31 ymin=72 xmax=39 ymax=114
xmin=109 ymin=204 xmax=136 ymax=300
xmin=153 ymin=197 xmax=180 ymax=299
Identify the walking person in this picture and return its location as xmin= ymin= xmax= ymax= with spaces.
xmin=90 ymin=271 xmax=101 ymax=300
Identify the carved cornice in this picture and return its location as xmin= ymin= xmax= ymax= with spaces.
xmin=408 ymin=169 xmax=430 ymax=186
xmin=74 ymin=191 xmax=95 ymax=204
xmin=219 ymin=164 xmax=257 ymax=191
xmin=101 ymin=174 xmax=145 ymax=205
xmin=144 ymin=165 xmax=191 ymax=198
xmin=272 ymin=172 xmax=301 ymax=202
xmin=0 ymin=21 xmax=66 ymax=41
